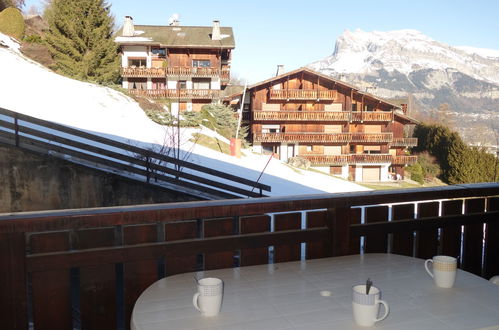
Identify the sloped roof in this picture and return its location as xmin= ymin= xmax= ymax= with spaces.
xmin=115 ymin=25 xmax=235 ymax=49
xmin=237 ymin=67 xmax=419 ymax=124
xmin=248 ymin=67 xmax=402 ymax=108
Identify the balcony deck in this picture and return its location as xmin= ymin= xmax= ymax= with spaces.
xmin=269 ymin=89 xmax=337 ymax=101
xmin=252 ymin=111 xmax=394 ymax=122
xmin=121 ymin=67 xmax=230 ymax=81
xmin=302 ymin=154 xmax=418 ymax=165
xmin=254 ymin=132 xmax=393 ymax=143
xmin=350 ymin=111 xmax=394 ymax=122
xmin=128 ymin=89 xmax=220 ymax=100
xmin=0 ymin=183 xmax=498 ymax=329
xmin=121 ymin=67 xmax=166 ymax=78
xmin=390 ymin=138 xmax=418 ymax=147
xmin=253 ymin=110 xmax=350 ymax=122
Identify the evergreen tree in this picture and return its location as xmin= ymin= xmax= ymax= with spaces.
xmin=0 ymin=0 xmax=24 ymax=11
xmin=413 ymin=123 xmax=499 ymax=184
xmin=44 ymin=0 xmax=119 ymax=84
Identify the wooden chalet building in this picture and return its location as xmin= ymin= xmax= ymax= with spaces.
xmin=236 ymin=67 xmax=418 ymax=182
xmin=115 ymin=16 xmax=235 ymax=113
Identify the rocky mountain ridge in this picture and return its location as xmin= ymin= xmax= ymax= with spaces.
xmin=309 ymin=29 xmax=499 ymax=145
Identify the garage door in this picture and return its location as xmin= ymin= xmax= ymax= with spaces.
xmin=363 ymin=166 xmax=380 ymax=181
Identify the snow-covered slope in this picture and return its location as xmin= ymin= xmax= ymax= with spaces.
xmin=0 ymin=33 xmax=368 ymax=197
xmin=309 ymin=29 xmax=499 ymax=144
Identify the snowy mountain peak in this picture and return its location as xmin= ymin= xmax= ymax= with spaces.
xmin=309 ymin=29 xmax=499 ymax=145
xmin=313 ymin=29 xmax=499 ymax=85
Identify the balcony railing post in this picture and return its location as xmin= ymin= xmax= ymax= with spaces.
xmin=0 ymin=232 xmax=28 ymax=330
xmin=329 ymin=206 xmax=353 ymax=256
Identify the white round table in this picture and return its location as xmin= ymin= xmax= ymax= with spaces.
xmin=131 ymin=253 xmax=499 ymax=330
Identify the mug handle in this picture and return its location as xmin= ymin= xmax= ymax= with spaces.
xmin=375 ymin=299 xmax=389 ymax=322
xmin=192 ymin=292 xmax=201 ymax=311
xmin=425 ymin=259 xmax=434 ymax=278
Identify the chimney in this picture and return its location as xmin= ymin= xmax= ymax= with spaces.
xmin=122 ymin=16 xmax=134 ymax=37
xmin=211 ymin=20 xmax=221 ymax=40
xmin=276 ymin=65 xmax=284 ymax=76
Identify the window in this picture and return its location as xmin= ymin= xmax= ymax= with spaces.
xmin=192 ymin=60 xmax=211 ymax=67
xmin=128 ymin=58 xmax=147 ymax=68
xmin=364 ymin=145 xmax=381 ymax=154
xmin=262 ymin=125 xmax=280 ymax=134
xmin=352 ymin=103 xmax=358 ymax=111
xmin=192 ymin=78 xmax=210 ymax=89
xmin=151 ymin=47 xmax=166 ymax=58
xmin=177 ymin=80 xmax=187 ymax=89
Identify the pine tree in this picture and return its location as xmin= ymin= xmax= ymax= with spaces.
xmin=0 ymin=0 xmax=24 ymax=11
xmin=413 ymin=123 xmax=499 ymax=184
xmin=44 ymin=0 xmax=119 ymax=84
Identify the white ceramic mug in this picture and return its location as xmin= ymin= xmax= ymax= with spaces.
xmin=352 ymin=284 xmax=389 ymax=327
xmin=425 ymin=255 xmax=457 ymax=288
xmin=192 ymin=277 xmax=223 ymax=316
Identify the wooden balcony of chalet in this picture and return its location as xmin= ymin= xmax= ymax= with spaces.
xmin=390 ymin=138 xmax=418 ymax=147
xmin=166 ymin=67 xmax=230 ymax=80
xmin=269 ymin=89 xmax=337 ymax=101
xmin=128 ymin=89 xmax=220 ymax=100
xmin=254 ymin=132 xmax=393 ymax=143
xmin=1 ymin=183 xmax=498 ymax=330
xmin=121 ymin=67 xmax=230 ymax=80
xmin=350 ymin=111 xmax=394 ymax=122
xmin=392 ymin=155 xmax=418 ymax=165
xmin=253 ymin=110 xmax=350 ymax=122
xmin=302 ymin=154 xmax=417 ymax=165
xmin=121 ymin=67 xmax=166 ymax=78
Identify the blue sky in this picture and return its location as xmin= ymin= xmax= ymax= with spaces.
xmin=23 ymin=0 xmax=499 ymax=83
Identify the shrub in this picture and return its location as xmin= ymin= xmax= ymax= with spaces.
xmin=407 ymin=163 xmax=424 ymax=184
xmin=416 ymin=152 xmax=441 ymax=181
xmin=0 ymin=7 xmax=25 ymax=40
xmin=23 ymin=34 xmax=43 ymax=44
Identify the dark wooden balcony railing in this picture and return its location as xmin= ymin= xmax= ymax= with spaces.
xmin=253 ymin=111 xmax=350 ymax=122
xmin=390 ymin=138 xmax=418 ymax=147
xmin=1 ymin=183 xmax=498 ymax=329
xmin=128 ymin=89 xmax=220 ymax=100
xmin=121 ymin=67 xmax=166 ymax=78
xmin=350 ymin=112 xmax=394 ymax=122
xmin=254 ymin=132 xmax=393 ymax=143
xmin=269 ymin=89 xmax=337 ymax=100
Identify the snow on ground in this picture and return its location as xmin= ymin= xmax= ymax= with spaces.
xmin=0 ymin=33 xmax=369 ymax=196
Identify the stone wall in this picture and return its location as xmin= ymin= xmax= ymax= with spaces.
xmin=0 ymin=145 xmax=201 ymax=213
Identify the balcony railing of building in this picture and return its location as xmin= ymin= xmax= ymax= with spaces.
xmin=390 ymin=138 xmax=418 ymax=147
xmin=128 ymin=89 xmax=220 ymax=100
xmin=121 ymin=67 xmax=230 ymax=80
xmin=253 ymin=111 xmax=350 ymax=122
xmin=350 ymin=112 xmax=394 ymax=122
xmin=269 ymin=89 xmax=337 ymax=101
xmin=254 ymin=132 xmax=393 ymax=143
xmin=121 ymin=67 xmax=166 ymax=78
xmin=1 ymin=183 xmax=498 ymax=329
xmin=392 ymin=155 xmax=418 ymax=165
xmin=302 ymin=154 xmax=418 ymax=165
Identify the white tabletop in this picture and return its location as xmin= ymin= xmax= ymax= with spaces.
xmin=131 ymin=253 xmax=499 ymax=330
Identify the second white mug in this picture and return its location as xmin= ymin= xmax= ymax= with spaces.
xmin=192 ymin=277 xmax=224 ymax=316
xmin=424 ymin=255 xmax=457 ymax=288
